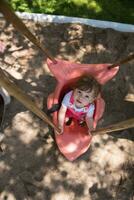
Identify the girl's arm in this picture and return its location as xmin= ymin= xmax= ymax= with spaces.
xmin=86 ymin=104 xmax=95 ymax=134
xmin=85 ymin=116 xmax=94 ymax=134
xmin=58 ymin=105 xmax=67 ymax=134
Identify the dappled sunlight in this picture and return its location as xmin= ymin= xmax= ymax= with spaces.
xmin=0 ymin=15 xmax=133 ymax=200
xmin=95 ymin=43 xmax=106 ymax=52
xmin=64 ymin=142 xmax=78 ymax=152
xmin=28 ymin=67 xmax=45 ymax=79
xmin=11 ymin=112 xmax=39 ymax=144
xmin=58 ymin=159 xmax=99 ymax=188
xmin=0 ymin=160 xmax=11 ymax=171
xmin=124 ymin=93 xmax=134 ymax=102
xmin=0 ymin=191 xmax=15 ymax=200
xmin=43 ymin=62 xmax=52 ymax=75
xmin=72 ymin=0 xmax=102 ymax=14
xmin=128 ymin=82 xmax=134 ymax=92
xmin=9 ymin=178 xmax=16 ymax=185
xmin=88 ymin=1 xmax=102 ymax=13
xmin=91 ymin=142 xmax=126 ymax=168
xmin=91 ymin=135 xmax=134 ymax=169
xmin=27 ymin=80 xmax=37 ymax=87
xmin=51 ymin=191 xmax=75 ymax=200
xmin=1 ymin=67 xmax=23 ymax=80
xmin=73 ymin=0 xmax=88 ymax=6
xmin=36 ymin=146 xmax=44 ymax=156
xmin=84 ymin=44 xmax=92 ymax=52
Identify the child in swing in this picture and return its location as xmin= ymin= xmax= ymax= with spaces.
xmin=58 ymin=75 xmax=101 ymax=134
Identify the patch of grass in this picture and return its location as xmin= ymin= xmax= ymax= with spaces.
xmin=8 ymin=0 xmax=134 ymax=24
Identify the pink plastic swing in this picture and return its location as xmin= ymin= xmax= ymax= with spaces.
xmin=47 ymin=59 xmax=119 ymax=161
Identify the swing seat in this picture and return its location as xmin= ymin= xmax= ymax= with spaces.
xmin=47 ymin=59 xmax=119 ymax=161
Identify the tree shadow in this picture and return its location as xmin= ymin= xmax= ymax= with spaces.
xmin=0 ymin=16 xmax=134 ymax=199
xmin=115 ymin=161 xmax=134 ymax=200
xmin=89 ymin=183 xmax=114 ymax=200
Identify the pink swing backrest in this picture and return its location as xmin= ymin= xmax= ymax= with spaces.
xmin=47 ymin=59 xmax=119 ymax=84
xmin=47 ymin=59 xmax=119 ymax=127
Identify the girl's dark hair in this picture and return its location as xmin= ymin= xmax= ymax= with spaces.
xmin=74 ymin=75 xmax=101 ymax=98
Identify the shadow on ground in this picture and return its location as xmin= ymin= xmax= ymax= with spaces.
xmin=0 ymin=18 xmax=133 ymax=200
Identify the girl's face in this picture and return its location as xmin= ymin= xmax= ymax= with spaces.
xmin=73 ymin=89 xmax=95 ymax=108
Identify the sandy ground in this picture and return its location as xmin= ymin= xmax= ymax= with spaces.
xmin=0 ymin=17 xmax=134 ymax=200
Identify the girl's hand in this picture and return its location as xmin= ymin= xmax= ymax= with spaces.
xmin=88 ymin=129 xmax=92 ymax=136
xmin=56 ymin=126 xmax=63 ymax=135
xmin=88 ymin=127 xmax=95 ymax=136
xmin=57 ymin=105 xmax=67 ymax=135
xmin=86 ymin=117 xmax=94 ymax=136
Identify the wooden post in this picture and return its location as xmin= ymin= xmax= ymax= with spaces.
xmin=0 ymin=0 xmax=56 ymax=63
xmin=92 ymin=118 xmax=134 ymax=135
xmin=0 ymin=67 xmax=60 ymax=133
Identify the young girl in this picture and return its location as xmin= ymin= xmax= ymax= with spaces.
xmin=58 ymin=75 xmax=101 ymax=134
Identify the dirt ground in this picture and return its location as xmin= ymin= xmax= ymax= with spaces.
xmin=0 ymin=17 xmax=134 ymax=200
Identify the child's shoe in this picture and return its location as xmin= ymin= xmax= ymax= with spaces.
xmin=78 ymin=121 xmax=86 ymax=127
xmin=66 ymin=117 xmax=73 ymax=126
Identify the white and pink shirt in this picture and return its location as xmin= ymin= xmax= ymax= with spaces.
xmin=62 ymin=91 xmax=95 ymax=121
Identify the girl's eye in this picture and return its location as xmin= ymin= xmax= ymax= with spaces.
xmin=85 ymin=95 xmax=89 ymax=98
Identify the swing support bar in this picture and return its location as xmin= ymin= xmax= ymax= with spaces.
xmin=0 ymin=67 xmax=60 ymax=133
xmin=0 ymin=0 xmax=134 ymax=67
xmin=0 ymin=0 xmax=56 ymax=63
xmin=108 ymin=53 xmax=134 ymax=69
xmin=92 ymin=118 xmax=134 ymax=135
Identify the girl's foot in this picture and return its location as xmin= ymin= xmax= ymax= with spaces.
xmin=66 ymin=117 xmax=73 ymax=126
xmin=78 ymin=121 xmax=86 ymax=127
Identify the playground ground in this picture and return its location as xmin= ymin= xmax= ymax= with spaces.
xmin=0 ymin=18 xmax=134 ymax=200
